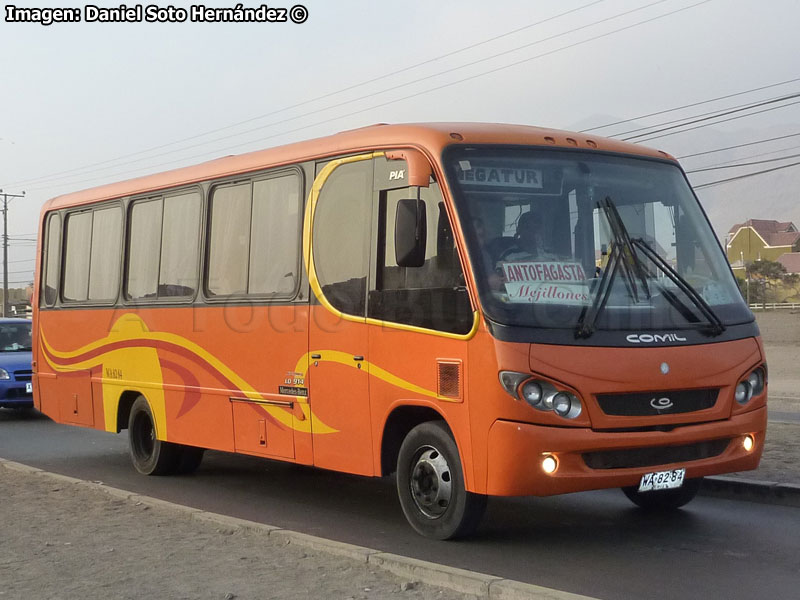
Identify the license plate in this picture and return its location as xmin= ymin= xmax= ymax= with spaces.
xmin=638 ymin=468 xmax=685 ymax=492
xmin=25 ymin=382 xmax=32 ymax=394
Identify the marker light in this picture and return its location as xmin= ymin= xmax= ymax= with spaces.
xmin=542 ymin=455 xmax=558 ymax=474
xmin=743 ymin=435 xmax=755 ymax=452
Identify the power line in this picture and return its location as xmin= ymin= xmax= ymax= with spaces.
xmin=676 ymin=131 xmax=800 ymax=159
xmin=24 ymin=0 xmax=670 ymax=189
xmin=620 ymin=93 xmax=800 ymax=141
xmin=630 ymin=98 xmax=800 ymax=143
xmin=580 ymin=75 xmax=800 ymax=133
xmin=693 ymin=160 xmax=800 ymax=189
xmin=685 ymin=151 xmax=800 ymax=173
xmin=609 ymin=92 xmax=800 ymax=138
xmin=685 ymin=142 xmax=800 ymax=170
xmin=7 ymin=0 xmax=611 ymax=188
xmin=28 ymin=0 xmax=714 ymax=194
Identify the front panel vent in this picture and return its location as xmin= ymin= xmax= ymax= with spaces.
xmin=437 ymin=361 xmax=462 ymax=399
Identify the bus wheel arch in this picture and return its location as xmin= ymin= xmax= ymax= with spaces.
xmin=380 ymin=405 xmax=445 ymax=477
xmin=116 ymin=390 xmax=141 ymax=433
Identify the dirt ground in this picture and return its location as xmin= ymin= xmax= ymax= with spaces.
xmin=0 ymin=466 xmax=474 ymax=600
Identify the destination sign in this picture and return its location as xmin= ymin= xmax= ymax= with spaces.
xmin=457 ymin=164 xmax=543 ymax=189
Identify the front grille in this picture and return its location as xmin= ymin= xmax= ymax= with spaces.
xmin=596 ymin=389 xmax=718 ymax=417
xmin=14 ymin=370 xmax=32 ymax=382
xmin=583 ymin=438 xmax=730 ymax=470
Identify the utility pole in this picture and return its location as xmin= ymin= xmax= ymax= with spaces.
xmin=0 ymin=189 xmax=26 ymax=317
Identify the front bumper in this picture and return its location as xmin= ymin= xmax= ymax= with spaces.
xmin=485 ymin=406 xmax=766 ymax=496
xmin=0 ymin=382 xmax=34 ymax=408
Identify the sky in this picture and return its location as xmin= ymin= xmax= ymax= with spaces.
xmin=2 ymin=0 xmax=800 ymax=286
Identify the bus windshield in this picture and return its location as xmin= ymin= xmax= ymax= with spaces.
xmin=444 ymin=146 xmax=751 ymax=334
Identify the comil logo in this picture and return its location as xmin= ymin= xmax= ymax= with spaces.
xmin=650 ymin=397 xmax=674 ymax=411
xmin=626 ymin=333 xmax=688 ymax=344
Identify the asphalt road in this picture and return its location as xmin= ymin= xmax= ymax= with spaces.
xmin=2 ymin=410 xmax=799 ymax=600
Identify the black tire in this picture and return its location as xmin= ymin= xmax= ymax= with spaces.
xmin=175 ymin=446 xmax=205 ymax=475
xmin=396 ymin=421 xmax=487 ymax=540
xmin=622 ymin=477 xmax=702 ymax=510
xmin=127 ymin=396 xmax=181 ymax=476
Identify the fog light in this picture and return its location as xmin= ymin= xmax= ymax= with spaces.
xmin=734 ymin=382 xmax=751 ymax=404
xmin=743 ymin=435 xmax=754 ymax=452
xmin=542 ymin=454 xmax=558 ymax=474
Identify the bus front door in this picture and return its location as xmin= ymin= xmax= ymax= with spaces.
xmin=306 ymin=156 xmax=375 ymax=476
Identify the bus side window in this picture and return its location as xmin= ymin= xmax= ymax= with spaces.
xmin=369 ymin=183 xmax=472 ymax=334
xmin=313 ymin=160 xmax=373 ymax=316
xmin=41 ymin=212 xmax=61 ymax=307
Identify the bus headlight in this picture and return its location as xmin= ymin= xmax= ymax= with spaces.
xmin=735 ymin=366 xmax=766 ymax=405
xmin=734 ymin=382 xmax=751 ymax=404
xmin=521 ymin=381 xmax=543 ymax=407
xmin=746 ymin=368 xmax=765 ymax=397
xmin=497 ymin=371 xmax=582 ymax=419
xmin=0 ymin=368 xmax=8 ymax=380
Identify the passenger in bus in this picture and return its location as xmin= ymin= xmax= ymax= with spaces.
xmin=497 ymin=211 xmax=554 ymax=263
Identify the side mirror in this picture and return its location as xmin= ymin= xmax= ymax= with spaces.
xmin=395 ymin=197 xmax=427 ymax=268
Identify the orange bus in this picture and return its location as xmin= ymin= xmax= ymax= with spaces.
xmin=33 ymin=123 xmax=766 ymax=539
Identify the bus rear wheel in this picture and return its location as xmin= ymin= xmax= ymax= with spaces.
xmin=622 ymin=477 xmax=702 ymax=510
xmin=396 ymin=421 xmax=486 ymax=540
xmin=128 ymin=396 xmax=181 ymax=476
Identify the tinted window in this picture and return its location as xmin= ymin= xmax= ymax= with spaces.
xmin=127 ymin=199 xmax=162 ymax=300
xmin=88 ymin=206 xmax=122 ymax=301
xmin=207 ymin=183 xmax=251 ymax=296
xmin=41 ymin=213 xmax=61 ymax=306
xmin=313 ymin=160 xmax=373 ymax=316
xmin=62 ymin=211 xmax=92 ymax=302
xmin=249 ymin=174 xmax=301 ymax=296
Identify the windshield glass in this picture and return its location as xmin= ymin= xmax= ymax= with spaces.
xmin=445 ymin=146 xmax=751 ymax=332
xmin=0 ymin=322 xmax=32 ymax=351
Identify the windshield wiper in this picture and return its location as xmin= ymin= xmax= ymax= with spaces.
xmin=601 ymin=197 xmax=651 ymax=302
xmin=575 ymin=241 xmax=622 ymax=339
xmin=575 ymin=196 xmax=650 ymax=339
xmin=630 ymin=237 xmax=726 ymax=336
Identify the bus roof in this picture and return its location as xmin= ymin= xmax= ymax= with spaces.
xmin=41 ymin=122 xmax=676 ymax=212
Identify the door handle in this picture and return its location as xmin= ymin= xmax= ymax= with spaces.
xmin=311 ymin=353 xmax=321 ymax=359
xmin=353 ymin=355 xmax=364 ymax=361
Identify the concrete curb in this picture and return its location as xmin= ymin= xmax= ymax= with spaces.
xmin=0 ymin=459 xmax=599 ymax=600
xmin=701 ymin=476 xmax=800 ymax=507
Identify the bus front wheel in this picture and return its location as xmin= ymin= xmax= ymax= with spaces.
xmin=128 ymin=396 xmax=181 ymax=476
xmin=396 ymin=421 xmax=486 ymax=539
xmin=621 ymin=477 xmax=702 ymax=510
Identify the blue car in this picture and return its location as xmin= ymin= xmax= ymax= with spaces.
xmin=0 ymin=318 xmax=33 ymax=410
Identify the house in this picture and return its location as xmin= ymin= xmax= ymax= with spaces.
xmin=777 ymin=252 xmax=800 ymax=275
xmin=726 ymin=219 xmax=800 ymax=272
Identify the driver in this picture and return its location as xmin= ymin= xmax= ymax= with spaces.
xmin=497 ymin=211 xmax=553 ymax=263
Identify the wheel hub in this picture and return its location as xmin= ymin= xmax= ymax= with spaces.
xmin=410 ymin=446 xmax=452 ymax=519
